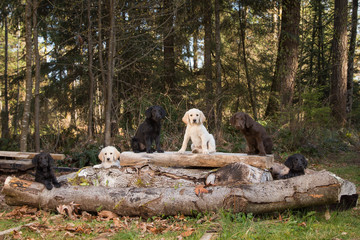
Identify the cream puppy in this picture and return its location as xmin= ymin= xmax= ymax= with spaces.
xmin=178 ymin=108 xmax=216 ymax=154
xmin=93 ymin=146 xmax=121 ymax=169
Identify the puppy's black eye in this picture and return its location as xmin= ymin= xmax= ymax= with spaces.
xmin=105 ymin=153 xmax=107 ymax=155
xmin=190 ymin=114 xmax=193 ymax=117
xmin=110 ymin=153 xmax=113 ymax=155
xmin=196 ymin=114 xmax=199 ymax=116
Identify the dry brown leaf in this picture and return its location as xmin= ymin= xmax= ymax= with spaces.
xmin=325 ymin=209 xmax=331 ymax=220
xmin=12 ymin=230 xmax=22 ymax=239
xmin=98 ymin=210 xmax=118 ymax=221
xmin=181 ymin=228 xmax=195 ymax=237
xmin=81 ymin=211 xmax=93 ymax=221
xmin=56 ymin=202 xmax=80 ymax=220
xmin=195 ymin=185 xmax=209 ymax=196
xmin=298 ymin=222 xmax=307 ymax=227
xmin=113 ymin=218 xmax=125 ymax=229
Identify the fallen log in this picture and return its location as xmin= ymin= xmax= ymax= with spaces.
xmin=2 ymin=170 xmax=357 ymax=217
xmin=58 ymin=163 xmax=272 ymax=188
xmin=120 ymin=151 xmax=273 ymax=169
xmin=0 ymin=151 xmax=65 ymax=160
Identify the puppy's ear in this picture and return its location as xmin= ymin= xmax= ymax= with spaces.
xmin=182 ymin=111 xmax=189 ymax=124
xmin=47 ymin=153 xmax=55 ymax=167
xmin=284 ymin=156 xmax=294 ymax=170
xmin=115 ymin=148 xmax=121 ymax=160
xmin=245 ymin=114 xmax=254 ymax=128
xmin=145 ymin=107 xmax=153 ymax=118
xmin=32 ymin=154 xmax=39 ymax=166
xmin=98 ymin=149 xmax=105 ymax=162
xmin=200 ymin=111 xmax=206 ymax=123
xmin=230 ymin=114 xmax=236 ymax=126
xmin=160 ymin=107 xmax=166 ymax=119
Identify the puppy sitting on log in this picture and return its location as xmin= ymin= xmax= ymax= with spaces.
xmin=131 ymin=105 xmax=166 ymax=153
xmin=230 ymin=112 xmax=273 ymax=156
xmin=270 ymin=153 xmax=308 ymax=180
xmin=32 ymin=152 xmax=61 ymax=190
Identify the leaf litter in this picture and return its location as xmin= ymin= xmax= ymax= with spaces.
xmin=1 ymin=204 xmax=219 ymax=238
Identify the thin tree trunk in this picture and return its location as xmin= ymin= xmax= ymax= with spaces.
xmin=239 ymin=4 xmax=257 ymax=120
xmin=1 ymin=9 xmax=10 ymax=139
xmin=163 ymin=0 xmax=176 ymax=93
xmin=20 ymin=0 xmax=33 ymax=152
xmin=203 ymin=0 xmax=214 ymax=127
xmin=193 ymin=29 xmax=198 ymax=71
xmin=330 ymin=0 xmax=348 ymax=126
xmin=346 ymin=0 xmax=358 ymax=120
xmin=104 ymin=0 xmax=115 ymax=146
xmin=33 ymin=0 xmax=41 ymax=152
xmin=215 ymin=0 xmax=223 ymax=135
xmin=13 ymin=26 xmax=21 ymax=136
xmin=98 ymin=0 xmax=106 ymax=133
xmin=87 ymin=0 xmax=95 ymax=139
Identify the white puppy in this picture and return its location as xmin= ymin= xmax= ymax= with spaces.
xmin=93 ymin=146 xmax=121 ymax=169
xmin=178 ymin=108 xmax=216 ymax=154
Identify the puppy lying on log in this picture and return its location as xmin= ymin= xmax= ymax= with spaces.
xmin=270 ymin=153 xmax=308 ymax=180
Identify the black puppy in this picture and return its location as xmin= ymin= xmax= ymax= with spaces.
xmin=32 ymin=152 xmax=61 ymax=190
xmin=280 ymin=153 xmax=308 ymax=179
xmin=131 ymin=105 xmax=166 ymax=153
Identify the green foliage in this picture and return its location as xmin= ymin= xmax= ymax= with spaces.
xmin=63 ymin=144 xmax=101 ymax=168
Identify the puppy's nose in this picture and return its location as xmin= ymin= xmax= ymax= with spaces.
xmin=193 ymin=119 xmax=197 ymax=123
xmin=107 ymin=158 xmax=110 ymax=161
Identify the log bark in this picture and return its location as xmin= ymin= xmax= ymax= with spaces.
xmin=120 ymin=151 xmax=273 ymax=169
xmin=0 ymin=151 xmax=65 ymax=160
xmin=2 ymin=170 xmax=357 ymax=217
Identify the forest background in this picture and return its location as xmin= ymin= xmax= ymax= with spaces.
xmin=0 ymin=0 xmax=360 ymax=168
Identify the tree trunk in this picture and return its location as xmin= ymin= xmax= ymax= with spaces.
xmin=2 ymin=170 xmax=357 ymax=217
xmin=266 ymin=0 xmax=300 ymax=116
xmin=203 ymin=0 xmax=214 ymax=127
xmin=193 ymin=29 xmax=198 ymax=71
xmin=104 ymin=0 xmax=115 ymax=146
xmin=120 ymin=151 xmax=274 ymax=169
xmin=330 ymin=0 xmax=348 ymax=126
xmin=33 ymin=0 xmax=41 ymax=152
xmin=87 ymin=0 xmax=95 ymax=140
xmin=1 ymin=9 xmax=10 ymax=139
xmin=20 ymin=0 xmax=33 ymax=152
xmin=346 ymin=0 xmax=358 ymax=121
xmin=239 ymin=4 xmax=257 ymax=120
xmin=163 ymin=0 xmax=176 ymax=94
xmin=214 ymin=0 xmax=223 ymax=136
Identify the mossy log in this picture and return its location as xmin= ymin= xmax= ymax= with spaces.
xmin=2 ymin=170 xmax=357 ymax=217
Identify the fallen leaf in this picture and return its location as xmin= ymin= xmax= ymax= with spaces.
xmin=181 ymin=228 xmax=195 ymax=237
xmin=82 ymin=211 xmax=93 ymax=221
xmin=195 ymin=185 xmax=209 ymax=196
xmin=325 ymin=209 xmax=331 ymax=221
xmin=56 ymin=202 xmax=80 ymax=220
xmin=298 ymin=222 xmax=307 ymax=227
xmin=98 ymin=210 xmax=118 ymax=221
xmin=12 ymin=230 xmax=22 ymax=239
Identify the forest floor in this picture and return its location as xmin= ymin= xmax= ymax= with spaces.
xmin=0 ymin=151 xmax=359 ymax=239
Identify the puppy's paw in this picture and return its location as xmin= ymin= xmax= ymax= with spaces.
xmin=259 ymin=152 xmax=266 ymax=156
xmin=93 ymin=164 xmax=102 ymax=169
xmin=202 ymin=150 xmax=209 ymax=154
xmin=157 ymin=149 xmax=164 ymax=153
xmin=45 ymin=183 xmax=53 ymax=190
xmin=146 ymin=149 xmax=154 ymax=153
xmin=178 ymin=149 xmax=185 ymax=154
xmin=54 ymin=182 xmax=61 ymax=188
